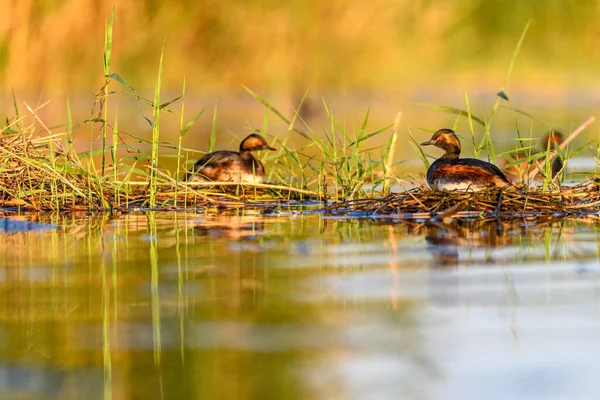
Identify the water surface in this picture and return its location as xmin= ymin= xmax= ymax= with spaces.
xmin=1 ymin=211 xmax=600 ymax=400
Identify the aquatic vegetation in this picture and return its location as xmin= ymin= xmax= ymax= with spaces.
xmin=330 ymin=180 xmax=600 ymax=219
xmin=0 ymin=13 xmax=599 ymax=220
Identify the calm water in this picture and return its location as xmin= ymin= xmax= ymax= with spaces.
xmin=1 ymin=211 xmax=600 ymax=400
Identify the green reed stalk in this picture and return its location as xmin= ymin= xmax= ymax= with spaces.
xmin=112 ymin=109 xmax=118 ymax=185
xmin=149 ymin=37 xmax=166 ymax=208
xmin=322 ymin=100 xmax=339 ymax=199
xmin=261 ymin=104 xmax=270 ymax=134
xmin=409 ymin=127 xmax=430 ymax=169
xmin=319 ymin=156 xmax=326 ymax=199
xmin=464 ymin=92 xmax=478 ymax=157
xmin=242 ymin=85 xmax=311 ymax=140
xmin=381 ymin=134 xmax=394 ymax=194
xmin=11 ymin=89 xmax=22 ymax=135
xmin=112 ymin=109 xmax=121 ymax=204
xmin=384 ymin=111 xmax=400 ymax=178
xmin=481 ymin=19 xmax=531 ymax=162
xmin=102 ymin=6 xmax=115 ymax=176
xmin=174 ymin=77 xmax=186 ymax=208
xmin=175 ymin=108 xmax=204 ymax=206
xmin=210 ymin=104 xmax=218 ymax=153
xmin=269 ymin=91 xmax=307 ymax=183
xmin=47 ymin=125 xmax=58 ymax=210
xmin=66 ymin=99 xmax=74 ymax=157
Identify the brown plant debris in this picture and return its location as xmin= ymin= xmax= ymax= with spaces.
xmin=326 ymin=182 xmax=600 ymax=219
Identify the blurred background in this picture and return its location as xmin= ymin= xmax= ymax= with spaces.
xmin=1 ymin=0 xmax=600 ymax=168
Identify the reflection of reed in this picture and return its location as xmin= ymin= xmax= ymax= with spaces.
xmin=0 ymin=211 xmax=277 ymax=320
xmin=0 ymin=211 xmax=283 ymax=399
xmin=0 ymin=212 xmax=592 ymax=399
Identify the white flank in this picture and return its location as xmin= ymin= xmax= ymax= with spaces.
xmin=434 ymin=182 xmax=487 ymax=192
xmin=241 ymin=174 xmax=264 ymax=184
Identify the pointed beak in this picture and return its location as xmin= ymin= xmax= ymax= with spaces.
xmin=266 ymin=145 xmax=276 ymax=151
xmin=420 ymin=140 xmax=433 ymax=146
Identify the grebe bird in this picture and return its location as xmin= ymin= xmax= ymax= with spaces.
xmin=544 ymin=129 xmax=564 ymax=178
xmin=186 ymin=133 xmax=276 ymax=183
xmin=421 ymin=128 xmax=511 ymax=192
xmin=500 ymin=129 xmax=564 ymax=184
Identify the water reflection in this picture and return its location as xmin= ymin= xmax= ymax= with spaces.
xmin=0 ymin=211 xmax=599 ymax=399
xmin=0 ymin=217 xmax=58 ymax=233
xmin=425 ymin=219 xmax=533 ymax=267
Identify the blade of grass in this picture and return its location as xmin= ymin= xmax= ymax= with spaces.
xmin=384 ymin=112 xmax=402 ymax=178
xmin=11 ymin=89 xmax=21 ymax=133
xmin=480 ymin=19 xmax=531 ymax=159
xmin=409 ymin=128 xmax=430 ymax=169
xmin=149 ymin=36 xmax=166 ymax=208
xmin=112 ymin=109 xmax=118 ymax=183
xmin=242 ymin=85 xmax=310 ymax=140
xmin=465 ymin=92 xmax=478 ymax=157
xmin=419 ymin=103 xmax=486 ymax=127
xmin=175 ymin=76 xmax=186 ymax=208
xmin=209 ymin=104 xmax=217 ymax=152
xmin=102 ymin=5 xmax=115 ymax=177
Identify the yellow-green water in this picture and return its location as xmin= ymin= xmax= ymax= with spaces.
xmin=1 ymin=211 xmax=600 ymax=399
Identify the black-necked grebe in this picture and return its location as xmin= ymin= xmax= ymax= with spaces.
xmin=542 ymin=129 xmax=564 ymax=179
xmin=421 ymin=128 xmax=511 ymax=192
xmin=185 ymin=133 xmax=276 ymax=183
xmin=500 ymin=129 xmax=564 ymax=183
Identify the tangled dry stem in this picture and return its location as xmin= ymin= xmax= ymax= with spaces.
xmin=0 ymin=129 xmax=315 ymax=211
xmin=328 ymin=182 xmax=600 ymax=219
xmin=2 ymin=125 xmax=600 ymax=219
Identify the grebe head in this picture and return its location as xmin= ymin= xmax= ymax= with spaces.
xmin=542 ymin=129 xmax=563 ymax=149
xmin=240 ymin=133 xmax=276 ymax=153
xmin=421 ymin=128 xmax=461 ymax=156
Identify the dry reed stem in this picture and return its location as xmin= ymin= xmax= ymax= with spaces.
xmin=327 ymin=181 xmax=600 ymax=219
xmin=385 ymin=112 xmax=402 ymax=177
xmin=150 ymin=167 xmax=219 ymax=204
xmin=120 ymin=180 xmax=320 ymax=197
xmin=2 ymin=112 xmax=600 ymax=216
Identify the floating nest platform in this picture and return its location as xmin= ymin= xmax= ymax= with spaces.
xmin=326 ymin=181 xmax=600 ymax=220
xmin=2 ymin=127 xmax=600 ymax=220
xmin=0 ymin=129 xmax=316 ymax=211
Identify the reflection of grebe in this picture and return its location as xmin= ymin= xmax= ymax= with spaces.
xmin=500 ymin=129 xmax=564 ymax=184
xmin=186 ymin=134 xmax=276 ymax=183
xmin=421 ymin=129 xmax=511 ymax=192
xmin=190 ymin=214 xmax=267 ymax=241
xmin=424 ymin=220 xmax=511 ymax=268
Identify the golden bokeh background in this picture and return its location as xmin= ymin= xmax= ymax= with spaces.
xmin=1 ymin=0 xmax=600 ymax=162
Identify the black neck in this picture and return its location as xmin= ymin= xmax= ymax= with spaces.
xmin=441 ymin=150 xmax=460 ymax=161
xmin=239 ymin=149 xmax=254 ymax=161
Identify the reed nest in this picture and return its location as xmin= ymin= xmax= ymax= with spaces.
xmin=3 ymin=126 xmax=600 ymax=219
xmin=0 ymin=131 xmax=103 ymax=210
xmin=327 ymin=182 xmax=600 ymax=219
xmin=0 ymin=129 xmax=316 ymax=211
